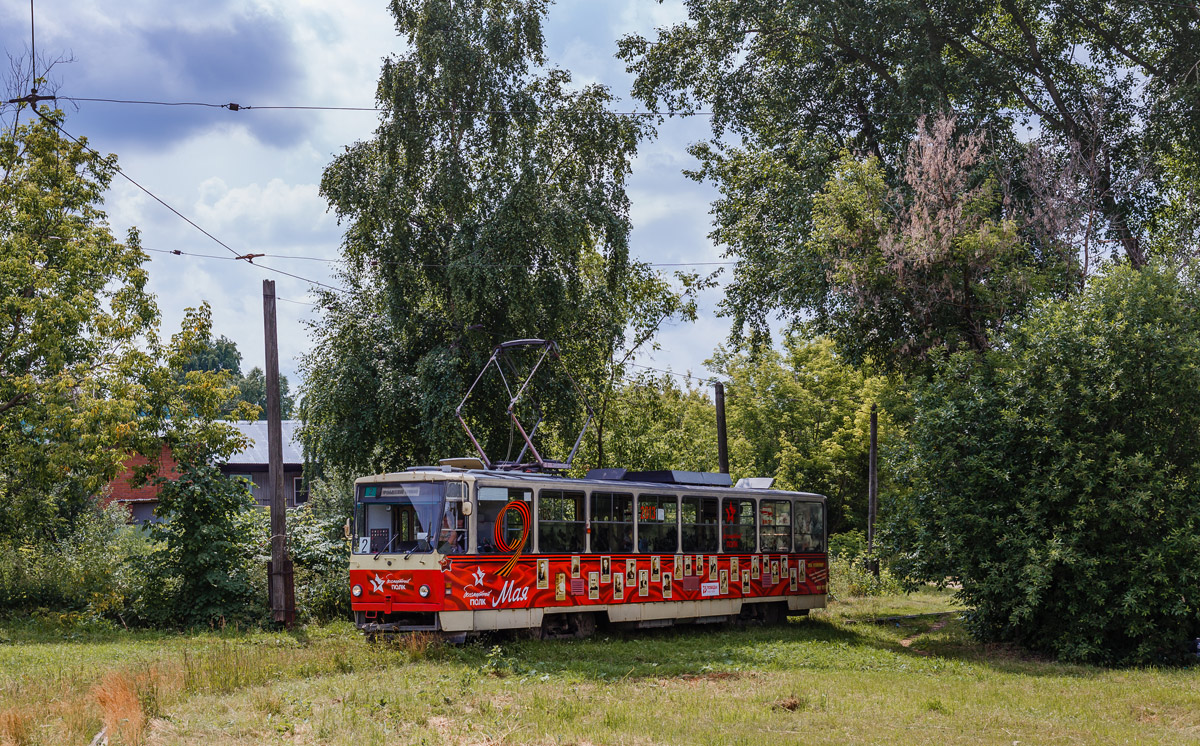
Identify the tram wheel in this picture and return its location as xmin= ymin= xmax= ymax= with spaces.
xmin=571 ymin=612 xmax=596 ymax=639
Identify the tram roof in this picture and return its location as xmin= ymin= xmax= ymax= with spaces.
xmin=357 ymin=466 xmax=826 ymax=500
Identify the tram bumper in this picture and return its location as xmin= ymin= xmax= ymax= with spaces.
xmin=355 ymin=609 xmax=440 ymax=633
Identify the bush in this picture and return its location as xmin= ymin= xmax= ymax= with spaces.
xmin=828 ymin=554 xmax=905 ymax=598
xmin=890 ymin=263 xmax=1200 ymax=664
xmin=148 ymin=464 xmax=262 ymax=627
xmin=0 ymin=500 xmax=154 ymax=620
xmin=288 ymin=470 xmax=355 ymax=623
xmin=828 ymin=529 xmax=867 ymax=560
xmin=289 ymin=508 xmax=350 ymax=623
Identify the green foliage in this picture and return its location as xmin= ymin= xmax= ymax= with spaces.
xmin=0 ymin=500 xmax=151 ymax=617
xmin=828 ymin=554 xmax=905 ymax=599
xmin=0 ymin=110 xmax=158 ymax=543
xmin=236 ymin=366 xmax=294 ymax=420
xmin=180 ymin=334 xmax=243 ymax=376
xmin=889 ymin=263 xmax=1200 ymax=664
xmin=828 ymin=529 xmax=867 ymax=561
xmin=178 ymin=331 xmax=295 ymax=419
xmin=288 ymin=505 xmax=351 ymax=624
xmin=574 ymin=372 xmax=718 ymax=474
xmin=620 ymin=2 xmax=1198 ymax=335
xmin=147 ymin=465 xmax=260 ymax=627
xmin=286 ymin=469 xmax=356 ymax=623
xmin=804 ymin=130 xmax=1075 ymax=370
xmin=301 ymin=0 xmax=689 ymax=475
xmin=712 ymin=337 xmax=906 ymax=533
xmin=128 ymin=305 xmax=265 ymax=628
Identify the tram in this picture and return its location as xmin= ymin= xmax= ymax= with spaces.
xmin=348 ymin=466 xmax=827 ymax=637
xmin=347 ymin=339 xmax=827 ymax=638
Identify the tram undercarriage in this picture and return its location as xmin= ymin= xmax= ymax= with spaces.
xmin=359 ymin=594 xmax=825 ymax=642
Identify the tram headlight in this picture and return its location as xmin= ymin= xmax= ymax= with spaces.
xmin=352 ymin=584 xmax=363 ymax=597
xmin=419 ymin=584 xmax=430 ymax=598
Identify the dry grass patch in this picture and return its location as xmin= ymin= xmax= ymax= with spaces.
xmin=0 ymin=708 xmax=33 ymax=746
xmin=93 ymin=672 xmax=148 ymax=746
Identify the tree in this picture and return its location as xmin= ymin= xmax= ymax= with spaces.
xmin=301 ymin=0 xmax=683 ymax=474
xmin=888 ymin=263 xmax=1200 ymax=664
xmin=180 ymin=334 xmax=242 ymax=376
xmin=135 ymin=304 xmax=262 ymax=627
xmin=0 ymin=109 xmax=158 ymax=542
xmin=179 ymin=333 xmax=294 ymax=419
xmin=619 ymin=1 xmax=1200 ymax=345
xmin=711 ymin=337 xmax=904 ymax=534
xmin=235 ymin=367 xmax=294 ymax=420
xmin=801 ymin=117 xmax=1077 ymax=369
xmin=574 ymin=372 xmax=718 ymax=474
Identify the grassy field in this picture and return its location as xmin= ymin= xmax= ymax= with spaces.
xmin=1 ymin=592 xmax=1197 ymax=745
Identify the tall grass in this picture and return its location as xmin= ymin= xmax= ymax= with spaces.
xmin=0 ymin=622 xmax=428 ymax=745
xmin=92 ymin=672 xmax=148 ymax=746
xmin=827 ymin=554 xmax=905 ymax=599
xmin=0 ymin=707 xmax=33 ymax=746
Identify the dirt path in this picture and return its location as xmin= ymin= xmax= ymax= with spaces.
xmin=899 ymin=615 xmax=951 ymax=655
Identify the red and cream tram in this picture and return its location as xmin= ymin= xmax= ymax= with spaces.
xmin=349 ymin=466 xmax=827 ymax=638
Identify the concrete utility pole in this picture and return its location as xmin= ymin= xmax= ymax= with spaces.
xmin=263 ymin=280 xmax=295 ymax=627
xmin=715 ymin=382 xmax=729 ymax=474
xmin=868 ymin=403 xmax=879 ymax=577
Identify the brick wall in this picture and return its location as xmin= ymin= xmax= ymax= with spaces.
xmin=105 ymin=444 xmax=180 ymax=503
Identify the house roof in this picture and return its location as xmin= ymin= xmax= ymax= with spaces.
xmin=226 ymin=420 xmax=304 ymax=465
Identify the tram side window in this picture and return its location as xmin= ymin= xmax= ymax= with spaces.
xmin=438 ymin=481 xmax=467 ymax=555
xmin=681 ymin=496 xmax=718 ymax=552
xmin=637 ymin=494 xmax=678 ymax=553
xmin=722 ymin=498 xmax=756 ymax=552
xmin=794 ymin=502 xmax=826 ymax=552
xmin=538 ymin=490 xmax=586 ymax=554
xmin=760 ymin=499 xmax=792 ymax=553
xmin=591 ymin=492 xmax=634 ymax=553
xmin=476 ymin=487 xmax=531 ymax=554
xmin=353 ymin=502 xmax=367 ymax=553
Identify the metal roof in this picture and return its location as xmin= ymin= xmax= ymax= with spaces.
xmin=378 ymin=466 xmax=826 ymax=500
xmin=225 ymin=420 xmax=303 ymax=465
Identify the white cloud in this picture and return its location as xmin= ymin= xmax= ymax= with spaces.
xmin=4 ymin=0 xmax=752 ymax=388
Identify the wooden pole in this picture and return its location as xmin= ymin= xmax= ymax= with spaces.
xmin=263 ymin=280 xmax=294 ymax=627
xmin=868 ymin=403 xmax=878 ymax=577
xmin=715 ymin=382 xmax=729 ymax=474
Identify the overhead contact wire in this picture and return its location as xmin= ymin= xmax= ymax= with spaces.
xmin=32 ymin=110 xmax=345 ymax=293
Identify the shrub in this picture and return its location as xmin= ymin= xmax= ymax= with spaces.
xmin=828 ymin=529 xmax=867 ymax=560
xmin=0 ymin=500 xmax=153 ymax=620
xmin=149 ymin=464 xmax=261 ymax=627
xmin=287 ymin=470 xmax=355 ymax=623
xmin=890 ymin=263 xmax=1200 ymax=664
xmin=828 ymin=554 xmax=904 ymax=599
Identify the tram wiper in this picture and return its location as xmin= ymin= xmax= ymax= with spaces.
xmin=374 ymin=533 xmax=400 ymax=560
xmin=404 ymin=544 xmax=418 ymax=560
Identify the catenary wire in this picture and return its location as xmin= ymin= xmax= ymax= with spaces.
xmin=51 ymin=97 xmax=1200 ymax=116
xmin=33 ymin=111 xmax=346 ymax=293
xmin=142 ymin=246 xmax=735 ymax=271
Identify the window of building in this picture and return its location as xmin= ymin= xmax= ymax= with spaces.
xmin=637 ymin=494 xmax=678 ymax=553
xmin=293 ymin=476 xmax=309 ymax=505
xmin=680 ymin=495 xmax=719 ymax=552
xmin=759 ymin=499 xmax=792 ymax=553
xmin=590 ymin=491 xmax=634 ymax=554
xmin=476 ymin=486 xmax=531 ymax=554
xmin=229 ymin=473 xmax=261 ymax=505
xmin=538 ymin=490 xmax=586 ymax=554
xmin=722 ymin=497 xmax=756 ymax=552
xmin=794 ymin=501 xmax=826 ymax=552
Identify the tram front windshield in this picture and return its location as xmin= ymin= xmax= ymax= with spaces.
xmin=354 ymin=482 xmax=445 ymax=555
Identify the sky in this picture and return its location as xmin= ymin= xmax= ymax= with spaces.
xmin=1 ymin=0 xmax=751 ymax=390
